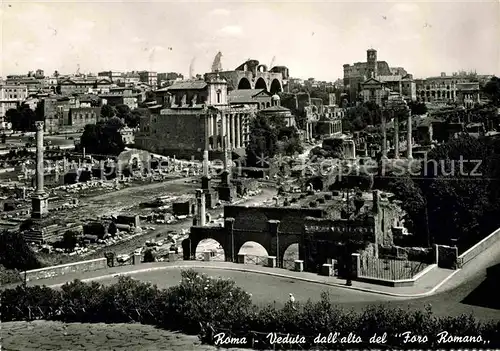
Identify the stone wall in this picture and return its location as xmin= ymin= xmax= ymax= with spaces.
xmin=457 ymin=228 xmax=500 ymax=268
xmin=23 ymin=258 xmax=107 ymax=281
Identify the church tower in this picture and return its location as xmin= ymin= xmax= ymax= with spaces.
xmin=366 ymin=49 xmax=378 ymax=79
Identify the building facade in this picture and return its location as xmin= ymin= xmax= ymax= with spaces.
xmin=68 ymin=107 xmax=100 ymax=130
xmin=138 ymin=71 xmax=158 ymax=89
xmin=58 ymin=77 xmax=112 ymax=95
xmin=344 ymin=49 xmax=414 ymax=103
xmin=0 ymin=84 xmax=28 ymax=118
xmin=135 ymin=75 xmax=253 ymax=159
xmin=415 ymin=72 xmax=479 ymax=105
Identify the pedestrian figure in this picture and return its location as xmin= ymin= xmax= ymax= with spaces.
xmin=289 ymin=293 xmax=296 ymax=310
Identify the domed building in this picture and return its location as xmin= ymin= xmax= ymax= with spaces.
xmin=258 ymin=93 xmax=296 ymax=127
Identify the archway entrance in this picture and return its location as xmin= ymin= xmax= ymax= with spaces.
xmin=255 ymin=77 xmax=267 ymax=91
xmin=282 ymin=243 xmax=299 ymax=269
xmin=270 ymin=79 xmax=282 ymax=94
xmin=238 ymin=78 xmax=251 ymax=89
xmin=239 ymin=241 xmax=268 ymax=265
xmin=195 ymin=238 xmax=225 ymax=261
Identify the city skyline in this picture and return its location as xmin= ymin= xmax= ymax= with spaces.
xmin=1 ymin=0 xmax=499 ymax=81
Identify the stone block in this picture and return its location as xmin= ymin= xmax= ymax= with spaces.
xmin=294 ymin=260 xmax=304 ymax=272
xmin=321 ymin=263 xmax=333 ymax=276
xmin=237 ymin=254 xmax=246 ymax=264
xmin=267 ymin=256 xmax=277 ymax=268
xmin=133 ymin=253 xmax=142 ymax=265
xmin=203 ymin=251 xmax=211 ymax=262
xmin=168 ymin=251 xmax=178 ymax=262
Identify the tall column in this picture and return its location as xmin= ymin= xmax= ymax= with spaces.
xmin=31 ymin=121 xmax=49 ymax=219
xmin=381 ymin=112 xmax=387 ymax=159
xmin=230 ymin=114 xmax=236 ymax=150
xmin=407 ymin=112 xmax=413 ymax=159
xmin=212 ymin=115 xmax=218 ymax=149
xmin=221 ymin=113 xmax=226 ymax=149
xmin=207 ymin=115 xmax=213 ymax=150
xmin=196 ymin=189 xmax=206 ymax=226
xmin=35 ymin=121 xmax=45 ymax=195
xmin=235 ymin=114 xmax=241 ymax=148
xmin=394 ymin=112 xmax=399 ymax=159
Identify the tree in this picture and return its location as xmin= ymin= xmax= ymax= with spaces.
xmin=482 ymin=76 xmax=500 ymax=106
xmin=79 ymin=118 xmax=125 ymax=156
xmin=408 ymin=101 xmax=428 ymax=115
xmin=101 ymin=104 xmax=116 ymax=119
xmin=246 ymin=115 xmax=279 ymax=167
xmin=0 ymin=230 xmax=41 ymax=271
xmin=6 ymin=106 xmax=37 ymax=132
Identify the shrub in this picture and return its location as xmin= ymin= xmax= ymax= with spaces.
xmin=0 ymin=270 xmax=498 ymax=349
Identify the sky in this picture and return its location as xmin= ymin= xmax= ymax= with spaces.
xmin=1 ymin=0 xmax=499 ymax=81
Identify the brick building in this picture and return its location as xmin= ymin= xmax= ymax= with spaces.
xmin=135 ymin=74 xmax=253 ymax=159
xmin=68 ymin=107 xmax=100 ymax=130
xmin=415 ymin=72 xmax=479 ymax=104
xmin=58 ymin=77 xmax=112 ymax=95
xmin=344 ymin=49 xmax=414 ymax=103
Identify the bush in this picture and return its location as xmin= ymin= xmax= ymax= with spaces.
xmin=0 ymin=270 xmax=498 ymax=349
xmin=0 ymin=230 xmax=41 ymax=271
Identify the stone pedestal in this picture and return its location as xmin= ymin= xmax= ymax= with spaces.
xmin=133 ymin=253 xmax=142 ymax=265
xmin=294 ymin=260 xmax=304 ymax=272
xmin=203 ymin=251 xmax=211 ymax=261
xmin=168 ymin=251 xmax=179 ymax=262
xmin=321 ymin=263 xmax=333 ymax=276
xmin=31 ymin=193 xmax=49 ymax=219
xmin=237 ymin=254 xmax=246 ymax=264
xmin=267 ymin=256 xmax=277 ymax=268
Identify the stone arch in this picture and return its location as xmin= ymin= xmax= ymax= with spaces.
xmin=194 ymin=238 xmax=225 ymax=261
xmin=255 ymin=77 xmax=267 ymax=91
xmin=266 ymin=102 xmax=271 ymax=108
xmin=238 ymin=77 xmax=251 ymax=89
xmin=238 ymin=241 xmax=269 ymax=256
xmin=282 ymin=243 xmax=299 ymax=262
xmin=270 ymin=79 xmax=282 ymax=94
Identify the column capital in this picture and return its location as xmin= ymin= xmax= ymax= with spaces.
xmin=35 ymin=121 xmax=44 ymax=131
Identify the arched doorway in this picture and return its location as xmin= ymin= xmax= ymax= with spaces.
xmin=270 ymin=79 xmax=282 ymax=94
xmin=239 ymin=241 xmax=269 ymax=265
xmin=255 ymin=77 xmax=267 ymax=91
xmin=282 ymin=243 xmax=299 ymax=269
xmin=195 ymin=238 xmax=225 ymax=261
xmin=238 ymin=78 xmax=251 ymax=89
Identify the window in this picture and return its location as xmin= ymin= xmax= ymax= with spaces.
xmin=216 ymin=90 xmax=221 ymax=104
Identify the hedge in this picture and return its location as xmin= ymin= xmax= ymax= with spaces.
xmin=2 ymin=269 xmax=499 ymax=349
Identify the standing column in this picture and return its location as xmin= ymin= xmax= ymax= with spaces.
xmin=207 ymin=115 xmax=213 ymax=150
xmin=394 ymin=112 xmax=399 ymax=159
xmin=196 ymin=189 xmax=206 ymax=226
xmin=381 ymin=112 xmax=388 ymax=159
xmin=230 ymin=114 xmax=236 ymax=150
xmin=235 ymin=114 xmax=241 ymax=148
xmin=407 ymin=112 xmax=413 ymax=159
xmin=221 ymin=113 xmax=226 ymax=149
xmin=36 ymin=121 xmax=45 ymax=195
xmin=212 ymin=115 xmax=218 ymax=149
xmin=31 ymin=121 xmax=49 ymax=219
xmin=306 ymin=123 xmax=310 ymax=141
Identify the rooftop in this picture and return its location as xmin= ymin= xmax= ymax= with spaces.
xmin=228 ymin=89 xmax=269 ymax=103
xmin=166 ymin=80 xmax=207 ymax=91
xmin=260 ymin=105 xmax=291 ymax=113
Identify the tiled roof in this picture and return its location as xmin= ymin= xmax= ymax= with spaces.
xmin=260 ymin=105 xmax=291 ymax=113
xmin=166 ymin=80 xmax=207 ymax=90
xmin=228 ymin=89 xmax=268 ymax=103
xmin=377 ymin=75 xmax=402 ymax=82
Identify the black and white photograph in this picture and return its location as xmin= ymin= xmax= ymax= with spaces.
xmin=0 ymin=0 xmax=499 ymax=350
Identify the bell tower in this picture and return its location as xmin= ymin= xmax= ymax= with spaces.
xmin=366 ymin=49 xmax=378 ymax=79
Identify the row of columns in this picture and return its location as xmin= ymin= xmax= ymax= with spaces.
xmin=381 ymin=113 xmax=413 ymax=159
xmin=206 ymin=113 xmax=247 ymax=150
xmin=328 ymin=120 xmax=342 ymax=135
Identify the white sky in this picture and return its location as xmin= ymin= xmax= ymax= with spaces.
xmin=1 ymin=0 xmax=499 ymax=80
